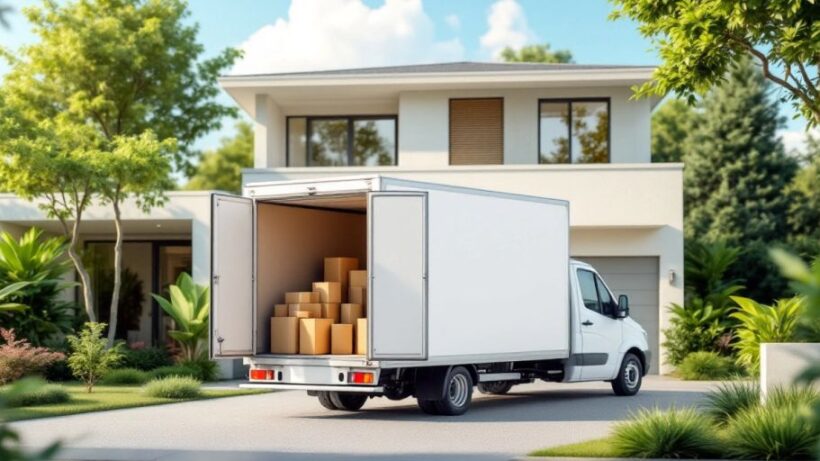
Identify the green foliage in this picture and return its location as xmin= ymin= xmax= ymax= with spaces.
xmin=151 ymin=273 xmax=209 ymax=361
xmin=787 ymin=136 xmax=820 ymax=261
xmin=178 ymin=359 xmax=218 ymax=382
xmin=1 ymin=379 xmax=70 ymax=408
xmin=500 ymin=43 xmax=573 ymax=64
xmin=612 ymin=407 xmax=720 ymax=459
xmin=725 ymin=403 xmax=818 ymax=460
xmin=610 ymin=0 xmax=820 ymax=126
xmin=66 ymin=323 xmax=122 ymax=393
xmin=142 ymin=376 xmax=201 ymax=399
xmin=684 ymin=240 xmax=744 ymax=309
xmin=0 ymin=377 xmax=61 ymax=460
xmin=662 ymin=302 xmax=729 ymax=366
xmin=651 ymin=98 xmax=697 ymax=163
xmin=100 ymin=368 xmax=149 ymax=386
xmin=0 ymin=229 xmax=77 ymax=345
xmin=185 ymin=122 xmax=253 ymax=193
xmin=149 ymin=365 xmax=199 ymax=381
xmin=677 ymin=351 xmax=739 ymax=381
xmin=119 ymin=346 xmax=172 ymax=371
xmin=767 ymin=386 xmax=819 ymax=410
xmin=0 ymin=282 xmax=29 ymax=313
xmin=731 ymin=296 xmax=804 ymax=374
xmin=704 ymin=381 xmax=760 ymax=424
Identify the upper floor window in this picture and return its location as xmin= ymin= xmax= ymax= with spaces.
xmin=539 ymin=99 xmax=609 ymax=164
xmin=287 ymin=116 xmax=397 ymax=167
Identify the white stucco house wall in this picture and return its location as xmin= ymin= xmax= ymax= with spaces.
xmin=0 ymin=61 xmax=682 ymax=374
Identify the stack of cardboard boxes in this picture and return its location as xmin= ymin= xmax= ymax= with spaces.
xmin=270 ymin=257 xmax=368 ymax=356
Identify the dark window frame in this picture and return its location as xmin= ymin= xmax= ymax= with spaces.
xmin=577 ymin=268 xmax=602 ymax=314
xmin=286 ymin=115 xmax=399 ymax=167
xmin=537 ymin=98 xmax=611 ymax=164
xmin=593 ymin=273 xmax=616 ymax=317
xmin=448 ymin=97 xmax=505 ymax=165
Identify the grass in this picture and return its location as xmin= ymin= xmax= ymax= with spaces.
xmin=529 ymin=437 xmax=618 ymax=458
xmin=143 ymin=376 xmax=201 ymax=399
xmin=1 ymin=382 xmax=266 ymax=422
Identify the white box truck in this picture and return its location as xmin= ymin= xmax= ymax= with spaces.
xmin=211 ymin=175 xmax=650 ymax=415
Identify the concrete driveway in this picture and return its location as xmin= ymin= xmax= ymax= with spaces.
xmin=13 ymin=376 xmax=717 ymax=461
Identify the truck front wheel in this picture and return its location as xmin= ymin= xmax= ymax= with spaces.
xmin=433 ymin=366 xmax=473 ymax=416
xmin=329 ymin=392 xmax=368 ymax=411
xmin=611 ymin=353 xmax=643 ymax=396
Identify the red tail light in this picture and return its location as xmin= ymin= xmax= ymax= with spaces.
xmin=349 ymin=371 xmax=374 ymax=384
xmin=250 ymin=369 xmax=275 ymax=380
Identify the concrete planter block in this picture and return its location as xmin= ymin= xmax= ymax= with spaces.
xmin=760 ymin=342 xmax=820 ymax=400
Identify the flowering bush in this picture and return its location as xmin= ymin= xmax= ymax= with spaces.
xmin=0 ymin=328 xmax=65 ymax=384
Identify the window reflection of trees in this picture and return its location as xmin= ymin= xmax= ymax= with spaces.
xmin=308 ymin=119 xmax=395 ymax=166
xmin=539 ymin=101 xmax=608 ymax=164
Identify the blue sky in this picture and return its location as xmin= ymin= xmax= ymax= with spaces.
xmin=0 ymin=0 xmax=809 ymax=156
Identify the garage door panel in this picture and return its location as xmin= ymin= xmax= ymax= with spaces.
xmin=580 ymin=257 xmax=658 ymax=273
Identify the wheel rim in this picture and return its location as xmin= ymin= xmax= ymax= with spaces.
xmin=624 ymin=361 xmax=640 ymax=389
xmin=448 ymin=374 xmax=469 ymax=407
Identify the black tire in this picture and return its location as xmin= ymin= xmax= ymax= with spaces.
xmin=329 ymin=392 xmax=367 ymax=411
xmin=317 ymin=391 xmax=338 ymax=410
xmin=611 ymin=353 xmax=643 ymax=396
xmin=417 ymin=398 xmax=440 ymax=415
xmin=477 ymin=381 xmax=514 ymax=395
xmin=433 ymin=366 xmax=473 ymax=416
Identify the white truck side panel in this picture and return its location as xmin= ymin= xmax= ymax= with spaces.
xmin=384 ymin=179 xmax=570 ymax=360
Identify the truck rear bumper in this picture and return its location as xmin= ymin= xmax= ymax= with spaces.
xmin=239 ymin=383 xmax=383 ymax=393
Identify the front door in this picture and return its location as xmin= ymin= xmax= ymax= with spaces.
xmin=576 ymin=268 xmax=623 ymax=380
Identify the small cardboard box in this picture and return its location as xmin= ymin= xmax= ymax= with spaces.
xmin=331 ymin=324 xmax=353 ymax=355
xmin=348 ymin=286 xmax=367 ymax=308
xmin=288 ymin=303 xmax=321 ymax=318
xmin=341 ymin=303 xmax=364 ymax=325
xmin=299 ymin=318 xmax=333 ymax=355
xmin=324 ymin=257 xmax=359 ymax=288
xmin=285 ymin=291 xmax=319 ymax=304
xmin=321 ymin=303 xmax=341 ymax=323
xmin=270 ymin=317 xmax=299 ymax=354
xmin=293 ymin=311 xmax=312 ymax=319
xmin=273 ymin=304 xmax=289 ymax=317
xmin=356 ymin=318 xmax=367 ymax=355
xmin=349 ymin=270 xmax=367 ymax=288
xmin=312 ymin=281 xmax=342 ymax=303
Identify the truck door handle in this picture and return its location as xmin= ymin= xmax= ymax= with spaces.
xmin=582 ymin=320 xmax=594 ymax=326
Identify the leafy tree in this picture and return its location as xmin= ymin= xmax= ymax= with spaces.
xmin=786 ymin=134 xmax=820 ymax=260
xmin=651 ymin=99 xmax=697 ymax=163
xmin=611 ymin=0 xmax=820 ymax=126
xmin=684 ymin=58 xmax=798 ymax=301
xmin=500 ymin=43 xmax=573 ymax=63
xmin=66 ymin=322 xmax=122 ymax=392
xmin=185 ymin=122 xmax=253 ymax=193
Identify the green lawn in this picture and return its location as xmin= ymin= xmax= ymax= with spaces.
xmin=529 ymin=437 xmax=618 ymax=458
xmin=3 ymin=383 xmax=266 ymax=422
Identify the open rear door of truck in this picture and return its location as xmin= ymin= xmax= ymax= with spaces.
xmin=211 ymin=193 xmax=255 ymax=357
xmin=368 ymin=192 xmax=428 ymax=360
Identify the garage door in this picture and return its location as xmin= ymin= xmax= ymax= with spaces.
xmin=575 ymin=257 xmax=659 ymax=374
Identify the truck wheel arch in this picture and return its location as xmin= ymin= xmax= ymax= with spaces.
xmin=414 ymin=365 xmax=478 ymax=400
xmin=625 ymin=347 xmax=647 ymax=376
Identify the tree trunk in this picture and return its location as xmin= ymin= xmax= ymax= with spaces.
xmin=62 ymin=214 xmax=96 ymax=323
xmin=107 ymin=200 xmax=123 ymax=348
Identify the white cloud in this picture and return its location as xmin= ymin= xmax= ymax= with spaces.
xmin=779 ymin=127 xmax=819 ymax=156
xmin=445 ymin=14 xmax=460 ymax=30
xmin=230 ymin=0 xmax=464 ymax=75
xmin=479 ymin=0 xmax=535 ymax=59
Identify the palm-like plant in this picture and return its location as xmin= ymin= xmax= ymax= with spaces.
xmin=684 ymin=241 xmax=744 ymax=309
xmin=730 ymin=296 xmax=804 ymax=374
xmin=0 ymin=282 xmax=30 ymax=312
xmin=151 ymin=273 xmax=209 ymax=361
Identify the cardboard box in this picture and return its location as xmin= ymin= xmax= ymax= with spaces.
xmin=273 ymin=304 xmax=289 ymax=317
xmin=312 ymin=281 xmax=342 ymax=303
xmin=341 ymin=303 xmax=364 ymax=325
xmin=348 ymin=286 xmax=367 ymax=308
xmin=299 ymin=318 xmax=333 ymax=355
xmin=349 ymin=270 xmax=367 ymax=288
xmin=288 ymin=303 xmax=321 ymax=318
xmin=270 ymin=317 xmax=299 ymax=354
xmin=293 ymin=311 xmax=312 ymax=319
xmin=285 ymin=291 xmax=319 ymax=304
xmin=321 ymin=303 xmax=341 ymax=323
xmin=331 ymin=324 xmax=353 ymax=355
xmin=356 ymin=318 xmax=367 ymax=355
xmin=324 ymin=257 xmax=359 ymax=289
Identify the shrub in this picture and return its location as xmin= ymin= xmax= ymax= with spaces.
xmin=612 ymin=407 xmax=720 ymax=459
xmin=1 ymin=378 xmax=70 ymax=408
xmin=767 ymin=386 xmax=819 ymax=409
xmin=150 ymin=365 xmax=200 ymax=380
xmin=677 ymin=351 xmax=739 ymax=380
xmin=0 ymin=328 xmax=65 ymax=384
xmin=178 ymin=359 xmax=219 ymax=382
xmin=143 ymin=376 xmax=201 ymax=399
xmin=67 ymin=322 xmax=123 ymax=393
xmin=151 ymin=273 xmax=209 ymax=361
xmin=725 ymin=403 xmax=818 ymax=460
xmin=42 ymin=358 xmax=74 ymax=382
xmin=731 ymin=296 xmax=804 ymax=374
xmin=704 ymin=380 xmax=760 ymax=423
xmin=119 ymin=346 xmax=172 ymax=371
xmin=101 ymin=368 xmax=150 ymax=385
xmin=662 ymin=302 xmax=729 ymax=365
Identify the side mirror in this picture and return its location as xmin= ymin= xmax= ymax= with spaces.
xmin=617 ymin=294 xmax=629 ymax=318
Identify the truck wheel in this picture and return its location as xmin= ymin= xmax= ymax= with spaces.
xmin=317 ymin=391 xmax=338 ymax=410
xmin=329 ymin=392 xmax=367 ymax=411
xmin=417 ymin=399 xmax=440 ymax=415
xmin=477 ymin=381 xmax=513 ymax=395
xmin=611 ymin=353 xmax=643 ymax=396
xmin=433 ymin=366 xmax=473 ymax=416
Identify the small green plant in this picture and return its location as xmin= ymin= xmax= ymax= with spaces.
xmin=151 ymin=273 xmax=209 ymax=361
xmin=612 ymin=407 xmax=720 ymax=459
xmin=143 ymin=376 xmax=201 ymax=399
xmin=677 ymin=351 xmax=739 ymax=380
xmin=731 ymin=296 xmax=804 ymax=374
xmin=662 ymin=301 xmax=729 ymax=365
xmin=725 ymin=403 xmax=818 ymax=460
xmin=119 ymin=346 xmax=172 ymax=371
xmin=66 ymin=323 xmax=123 ymax=393
xmin=178 ymin=359 xmax=219 ymax=382
xmin=0 ymin=379 xmax=70 ymax=408
xmin=704 ymin=380 xmax=760 ymax=424
xmin=150 ymin=365 xmax=200 ymax=380
xmin=101 ymin=368 xmax=150 ymax=385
